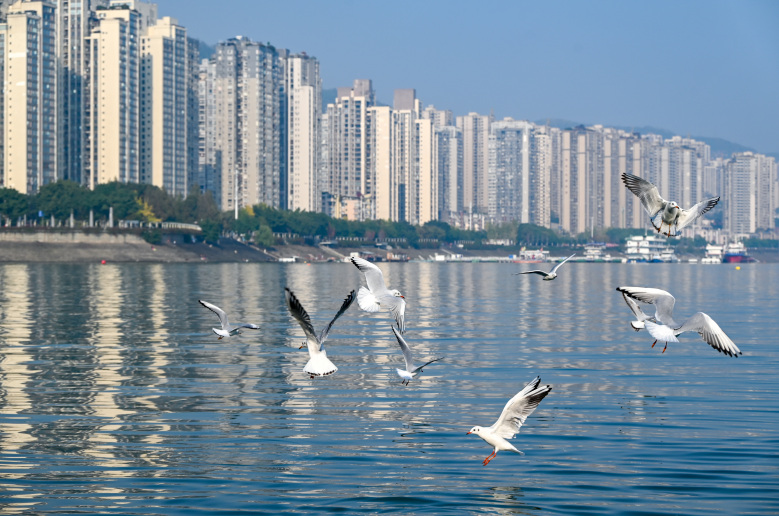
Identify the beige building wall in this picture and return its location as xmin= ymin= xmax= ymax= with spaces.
xmin=416 ymin=118 xmax=436 ymax=224
xmin=370 ymin=106 xmax=393 ymax=220
xmin=284 ymin=53 xmax=320 ymax=212
xmin=141 ymin=17 xmax=189 ymax=196
xmin=4 ymin=1 xmax=57 ymax=194
xmin=85 ymin=10 xmax=141 ymax=187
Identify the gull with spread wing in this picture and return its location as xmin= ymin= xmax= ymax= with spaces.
xmin=199 ymin=300 xmax=260 ymax=339
xmin=467 ymin=376 xmax=552 ymax=466
xmin=350 ymin=256 xmax=406 ymax=333
xmin=390 ymin=327 xmax=443 ymax=386
xmin=622 ymin=173 xmax=719 ymax=237
xmin=514 ymin=253 xmax=576 ymax=281
xmin=617 ymin=286 xmax=741 ymax=357
xmin=621 ymin=292 xmax=654 ymax=331
xmin=285 ymin=288 xmax=356 ymax=378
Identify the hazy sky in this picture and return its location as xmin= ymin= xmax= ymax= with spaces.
xmin=158 ymin=0 xmax=779 ymax=153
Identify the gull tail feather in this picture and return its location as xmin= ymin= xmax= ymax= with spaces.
xmin=304 ymin=354 xmax=338 ymax=376
xmin=357 ymin=287 xmax=381 ymax=313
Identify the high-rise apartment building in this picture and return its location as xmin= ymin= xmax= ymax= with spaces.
xmin=197 ymin=58 xmax=218 ymax=197
xmin=84 ymin=6 xmax=142 ymax=186
xmin=280 ymin=50 xmax=320 ymax=212
xmin=0 ymin=19 xmax=5 ymax=186
xmin=391 ymin=89 xmax=421 ymax=223
xmin=140 ymin=17 xmax=197 ymax=197
xmin=488 ymin=119 xmax=531 ymax=223
xmin=456 ymin=112 xmax=491 ymax=214
xmin=57 ymin=0 xmax=100 ymax=184
xmin=210 ymin=36 xmax=281 ymax=211
xmin=2 ymin=1 xmax=57 ymax=194
xmin=421 ymin=104 xmax=453 ymax=128
xmin=724 ymin=152 xmax=776 ymax=235
xmin=434 ymin=126 xmax=463 ymax=223
xmin=487 ymin=119 xmax=550 ymax=227
xmin=416 ymin=117 xmax=436 ymax=225
xmin=324 ymin=79 xmax=375 ymax=202
xmin=367 ymin=105 xmax=392 ymax=220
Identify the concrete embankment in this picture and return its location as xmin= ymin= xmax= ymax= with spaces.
xmin=0 ymin=230 xmax=275 ymax=263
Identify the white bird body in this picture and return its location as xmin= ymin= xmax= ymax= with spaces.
xmin=199 ymin=300 xmax=260 ymax=339
xmin=514 ymin=254 xmax=575 ymax=281
xmin=467 ymin=376 xmax=552 ymax=465
xmin=390 ymin=327 xmax=442 ymax=385
xmin=351 ymin=257 xmax=407 ymax=333
xmin=617 ymin=286 xmax=741 ymax=357
xmin=622 ymin=173 xmax=719 ymax=237
xmin=285 ymin=288 xmax=356 ymax=377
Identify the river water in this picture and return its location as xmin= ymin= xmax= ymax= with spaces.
xmin=0 ymin=262 xmax=777 ymax=515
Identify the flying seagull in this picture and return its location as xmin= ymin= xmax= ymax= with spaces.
xmin=467 ymin=376 xmax=552 ymax=466
xmin=285 ymin=288 xmax=356 ymax=378
xmin=390 ymin=327 xmax=443 ymax=386
xmin=199 ymin=300 xmax=261 ymax=339
xmin=350 ymin=256 xmax=406 ymax=333
xmin=616 ymin=286 xmax=741 ymax=357
xmin=514 ymin=253 xmax=576 ymax=281
xmin=621 ymin=292 xmax=654 ymax=331
xmin=622 ymin=173 xmax=719 ymax=237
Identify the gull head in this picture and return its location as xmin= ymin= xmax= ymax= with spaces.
xmin=299 ymin=341 xmax=307 ymax=349
xmin=668 ymin=201 xmax=680 ymax=211
xmin=466 ymin=426 xmax=483 ymax=435
xmin=391 ymin=289 xmax=405 ymax=299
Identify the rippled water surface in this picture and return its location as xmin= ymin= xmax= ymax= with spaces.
xmin=0 ymin=262 xmax=777 ymax=515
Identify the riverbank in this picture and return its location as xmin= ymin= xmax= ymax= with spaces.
xmin=0 ymin=229 xmax=776 ymax=263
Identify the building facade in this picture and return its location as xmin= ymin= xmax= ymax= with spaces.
xmin=208 ymin=36 xmax=282 ymax=211
xmin=280 ymin=50 xmax=320 ymax=212
xmin=2 ymin=1 xmax=58 ymax=194
xmin=84 ymin=6 xmax=142 ymax=186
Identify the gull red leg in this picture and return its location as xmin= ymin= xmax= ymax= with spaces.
xmin=651 ymin=340 xmax=657 ymax=348
xmin=662 ymin=342 xmax=668 ymax=353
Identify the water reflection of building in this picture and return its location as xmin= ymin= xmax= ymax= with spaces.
xmin=0 ymin=265 xmax=35 ymax=475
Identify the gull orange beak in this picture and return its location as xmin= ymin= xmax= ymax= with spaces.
xmin=401 ymin=295 xmax=405 ymax=299
xmin=466 ymin=431 xmax=472 ymax=435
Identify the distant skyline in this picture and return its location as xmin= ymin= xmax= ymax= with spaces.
xmin=160 ymin=0 xmax=779 ymax=153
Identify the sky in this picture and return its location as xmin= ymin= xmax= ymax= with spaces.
xmin=158 ymin=0 xmax=779 ymax=153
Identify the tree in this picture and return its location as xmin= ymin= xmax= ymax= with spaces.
xmin=200 ymin=219 xmax=221 ymax=244
xmin=136 ymin=198 xmax=161 ymax=223
xmin=0 ymin=188 xmax=29 ymax=221
xmin=36 ymin=180 xmax=89 ymax=219
xmin=254 ymin=225 xmax=275 ymax=247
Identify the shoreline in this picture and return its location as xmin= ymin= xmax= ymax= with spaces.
xmin=0 ymin=230 xmax=776 ymax=264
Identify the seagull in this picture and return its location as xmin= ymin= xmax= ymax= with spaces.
xmin=390 ymin=327 xmax=443 ymax=386
xmin=514 ymin=253 xmax=575 ymax=281
xmin=350 ymin=256 xmax=406 ymax=333
xmin=284 ymin=288 xmax=356 ymax=378
xmin=467 ymin=376 xmax=552 ymax=466
xmin=621 ymin=292 xmax=654 ymax=331
xmin=616 ymin=287 xmax=741 ymax=357
xmin=622 ymin=173 xmax=719 ymax=237
xmin=199 ymin=300 xmax=260 ymax=339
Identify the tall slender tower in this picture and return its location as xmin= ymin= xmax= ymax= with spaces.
xmin=280 ymin=50 xmax=321 ymax=212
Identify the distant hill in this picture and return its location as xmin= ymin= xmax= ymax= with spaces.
xmin=192 ymin=39 xmax=215 ymax=60
xmin=322 ymin=88 xmax=337 ymax=113
xmin=535 ymin=118 xmax=759 ymax=157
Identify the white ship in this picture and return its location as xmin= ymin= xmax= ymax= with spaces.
xmin=625 ymin=235 xmax=675 ymax=262
xmin=701 ymin=244 xmax=723 ymax=264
